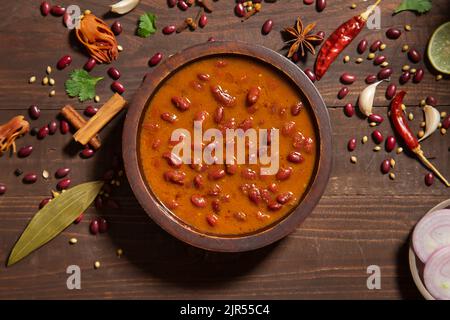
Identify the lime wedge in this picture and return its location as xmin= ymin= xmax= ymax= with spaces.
xmin=427 ymin=22 xmax=450 ymax=75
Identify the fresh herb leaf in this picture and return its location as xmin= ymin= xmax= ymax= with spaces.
xmin=394 ymin=0 xmax=432 ymax=14
xmin=65 ymin=69 xmax=103 ymax=102
xmin=137 ymin=12 xmax=157 ymax=38
xmin=7 ymin=181 xmax=104 ymax=266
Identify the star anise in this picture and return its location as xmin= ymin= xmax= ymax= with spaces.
xmin=283 ymin=17 xmax=323 ymax=58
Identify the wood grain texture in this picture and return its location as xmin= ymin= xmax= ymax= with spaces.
xmin=0 ymin=0 xmax=449 ymax=299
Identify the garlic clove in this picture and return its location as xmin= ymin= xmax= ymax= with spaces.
xmin=358 ymin=80 xmax=385 ymax=117
xmin=110 ymin=0 xmax=140 ymax=14
xmin=419 ymin=105 xmax=440 ymax=142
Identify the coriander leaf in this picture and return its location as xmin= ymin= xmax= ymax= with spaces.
xmin=65 ymin=69 xmax=103 ymax=102
xmin=394 ymin=0 xmax=432 ymax=14
xmin=137 ymin=12 xmax=157 ymax=38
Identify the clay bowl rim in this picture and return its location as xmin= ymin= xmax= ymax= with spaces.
xmin=122 ymin=41 xmax=332 ymax=252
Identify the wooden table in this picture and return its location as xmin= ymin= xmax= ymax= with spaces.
xmin=0 ymin=0 xmax=449 ymax=299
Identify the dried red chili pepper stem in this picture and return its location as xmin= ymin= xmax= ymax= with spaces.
xmin=314 ymin=0 xmax=381 ymax=80
xmin=390 ymin=91 xmax=450 ymax=187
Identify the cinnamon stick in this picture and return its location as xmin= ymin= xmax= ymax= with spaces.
xmin=60 ymin=105 xmax=101 ymax=149
xmin=73 ymin=93 xmax=126 ymax=146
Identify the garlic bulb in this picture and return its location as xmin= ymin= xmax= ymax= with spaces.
xmin=358 ymin=80 xmax=385 ymax=117
xmin=419 ymin=105 xmax=440 ymax=142
xmin=110 ymin=0 xmax=140 ymax=14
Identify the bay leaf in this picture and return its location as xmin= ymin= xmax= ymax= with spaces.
xmin=7 ymin=181 xmax=104 ymax=266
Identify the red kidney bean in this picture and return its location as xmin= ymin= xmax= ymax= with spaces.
xmin=357 ymin=39 xmax=368 ymax=54
xmin=208 ymin=184 xmax=222 ymax=196
xmin=408 ymin=48 xmax=421 ymax=63
xmin=199 ymin=14 xmax=208 ymax=28
xmin=207 ymin=37 xmax=216 ymax=42
xmin=206 ymin=214 xmax=218 ymax=227
xmin=37 ymin=126 xmax=49 ymax=139
xmin=340 ymin=73 xmax=356 ymax=85
xmin=194 ymin=110 xmax=209 ymax=123
xmin=338 ymin=87 xmax=349 ymax=99
xmin=287 ymin=151 xmax=304 ymax=163
xmin=80 ymin=148 xmax=94 ymax=158
xmin=291 ymin=52 xmax=300 ymax=63
xmin=316 ymin=0 xmax=326 ymax=12
xmin=304 ymin=68 xmax=316 ymax=82
xmin=28 ymin=105 xmax=40 ymax=120
xmin=381 ymin=159 xmax=390 ymax=174
xmin=374 ymin=55 xmax=386 ymax=65
xmin=164 ymin=170 xmax=186 ymax=185
xmin=344 ymin=103 xmax=354 ymax=117
xmin=161 ymin=112 xmax=178 ymax=123
xmin=0 ymin=184 xmax=6 ymax=195
xmin=268 ymin=201 xmax=282 ymax=211
xmin=50 ymin=5 xmax=65 ymax=16
xmin=108 ymin=67 xmax=121 ymax=80
xmin=413 ymin=68 xmax=424 ymax=83
xmin=48 ymin=120 xmax=57 ymax=135
xmin=168 ymin=0 xmax=177 ymax=7
xmin=277 ymin=192 xmax=293 ymax=204
xmin=377 ymin=68 xmax=393 ymax=80
xmin=149 ymin=53 xmax=163 ymax=66
xmin=103 ymin=170 xmax=115 ymax=182
xmin=163 ymin=25 xmax=176 ymax=35
xmin=84 ymin=58 xmax=96 ymax=72
xmin=40 ymin=1 xmax=50 ymax=16
xmin=369 ymin=114 xmax=384 ymax=124
xmin=193 ymin=174 xmax=204 ymax=188
xmin=262 ymin=19 xmax=273 ymax=35
xmin=111 ymin=21 xmax=122 ymax=35
xmin=372 ymin=130 xmax=383 ymax=144
xmin=276 ymin=167 xmax=292 ymax=180
xmin=90 ymin=219 xmax=99 ymax=235
xmin=84 ymin=106 xmax=98 ymax=117
xmin=55 ymin=168 xmax=70 ymax=178
xmin=171 ymin=96 xmax=191 ymax=111
xmin=282 ymin=121 xmax=296 ymax=136
xmin=39 ymin=197 xmax=51 ymax=209
xmin=211 ymin=85 xmax=236 ymax=107
xmin=370 ymin=40 xmax=382 ymax=52
xmin=213 ymin=106 xmax=224 ymax=124
xmin=60 ymin=120 xmax=70 ymax=134
xmin=98 ymin=218 xmax=108 ymax=233
xmin=425 ymin=173 xmax=434 ymax=186
xmin=385 ymin=84 xmax=397 ymax=100
xmin=248 ymin=188 xmax=261 ymax=204
xmin=62 ymin=11 xmax=71 ymax=27
xmin=425 ymin=96 xmax=437 ymax=106
xmin=304 ymin=0 xmax=314 ymax=4
xmin=235 ymin=3 xmax=246 ymax=17
xmin=178 ymin=0 xmax=189 ymax=10
xmin=442 ymin=115 xmax=450 ymax=130
xmin=247 ymin=86 xmax=261 ymax=106
xmin=95 ymin=195 xmax=103 ymax=210
xmin=191 ymin=194 xmax=207 ymax=208
xmin=57 ymin=178 xmax=71 ymax=190
xmin=399 ymin=71 xmax=411 ymax=85
xmin=385 ymin=136 xmax=396 ymax=152
xmin=365 ymin=74 xmax=377 ymax=84
xmin=23 ymin=173 xmax=37 ymax=184
xmin=241 ymin=168 xmax=257 ymax=180
xmin=347 ymin=138 xmax=356 ymax=151
xmin=211 ymin=199 xmax=220 ymax=212
xmin=197 ymin=73 xmax=210 ymax=81
xmin=111 ymin=81 xmax=125 ymax=94
xmin=56 ymin=55 xmax=72 ymax=69
xmin=290 ymin=102 xmax=303 ymax=116
xmin=239 ymin=118 xmax=253 ymax=131
xmin=208 ymin=168 xmax=226 ymax=180
xmin=386 ymin=28 xmax=401 ymax=39
xmin=226 ymin=163 xmax=237 ymax=175
xmin=18 ymin=145 xmax=33 ymax=158
xmin=74 ymin=213 xmax=84 ymax=224
xmin=315 ymin=31 xmax=325 ymax=45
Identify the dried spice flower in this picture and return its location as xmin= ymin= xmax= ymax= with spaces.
xmin=283 ymin=17 xmax=323 ymax=58
xmin=76 ymin=13 xmax=119 ymax=64
xmin=0 ymin=116 xmax=30 ymax=155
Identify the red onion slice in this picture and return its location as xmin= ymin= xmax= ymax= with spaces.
xmin=424 ymin=246 xmax=450 ymax=300
xmin=413 ymin=210 xmax=450 ymax=263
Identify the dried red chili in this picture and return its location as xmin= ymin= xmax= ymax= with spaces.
xmin=390 ymin=91 xmax=449 ymax=187
xmin=314 ymin=0 xmax=381 ymax=80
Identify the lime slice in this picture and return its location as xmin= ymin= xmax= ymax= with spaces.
xmin=427 ymin=22 xmax=450 ymax=75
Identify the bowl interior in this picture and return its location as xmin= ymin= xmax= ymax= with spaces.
xmin=123 ymin=41 xmax=332 ymax=252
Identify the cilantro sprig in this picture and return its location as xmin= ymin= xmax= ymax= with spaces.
xmin=394 ymin=0 xmax=432 ymax=14
xmin=137 ymin=12 xmax=157 ymax=38
xmin=65 ymin=69 xmax=103 ymax=102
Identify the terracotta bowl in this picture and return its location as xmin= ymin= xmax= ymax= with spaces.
xmin=122 ymin=41 xmax=332 ymax=252
xmin=409 ymin=198 xmax=450 ymax=300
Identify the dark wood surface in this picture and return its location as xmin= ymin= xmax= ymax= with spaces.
xmin=0 ymin=0 xmax=449 ymax=299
